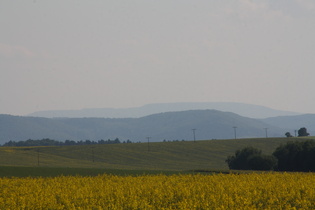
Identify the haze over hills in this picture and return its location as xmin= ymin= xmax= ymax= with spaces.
xmin=0 ymin=110 xmax=288 ymax=144
xmin=262 ymin=114 xmax=315 ymax=136
xmin=28 ymin=102 xmax=300 ymax=119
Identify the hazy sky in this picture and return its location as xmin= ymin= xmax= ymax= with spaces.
xmin=1 ymin=0 xmax=315 ymax=115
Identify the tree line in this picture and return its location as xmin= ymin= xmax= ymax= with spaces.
xmin=226 ymin=139 xmax=315 ymax=172
xmin=1 ymin=138 xmax=134 ymax=147
xmin=285 ymin=127 xmax=309 ymax=137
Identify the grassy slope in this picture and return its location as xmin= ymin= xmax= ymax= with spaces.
xmin=0 ymin=137 xmax=313 ymax=173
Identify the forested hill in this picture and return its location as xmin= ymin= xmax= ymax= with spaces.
xmin=0 ymin=110 xmax=287 ymax=144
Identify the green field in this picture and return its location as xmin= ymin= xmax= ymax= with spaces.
xmin=0 ymin=137 xmax=313 ymax=177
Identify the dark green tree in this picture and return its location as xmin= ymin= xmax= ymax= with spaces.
xmin=298 ymin=127 xmax=310 ymax=137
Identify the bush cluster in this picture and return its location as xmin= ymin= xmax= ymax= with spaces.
xmin=226 ymin=140 xmax=315 ymax=172
xmin=226 ymin=147 xmax=277 ymax=170
xmin=273 ymin=140 xmax=315 ymax=172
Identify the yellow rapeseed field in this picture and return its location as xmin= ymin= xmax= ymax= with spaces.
xmin=0 ymin=173 xmax=315 ymax=209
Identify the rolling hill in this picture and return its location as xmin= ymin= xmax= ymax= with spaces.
xmin=0 ymin=137 xmax=311 ymax=171
xmin=0 ymin=110 xmax=287 ymax=144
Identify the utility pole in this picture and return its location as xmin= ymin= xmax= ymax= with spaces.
xmin=233 ymin=126 xmax=237 ymax=139
xmin=192 ymin=129 xmax=196 ymax=142
xmin=146 ymin=137 xmax=151 ymax=152
xmin=294 ymin=130 xmax=297 ymax=137
xmin=264 ymin=128 xmax=268 ymax=138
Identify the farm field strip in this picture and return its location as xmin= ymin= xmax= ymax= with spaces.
xmin=0 ymin=172 xmax=315 ymax=209
xmin=0 ymin=137 xmax=310 ymax=170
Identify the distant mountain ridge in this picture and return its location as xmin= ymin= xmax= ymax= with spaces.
xmin=28 ymin=102 xmax=300 ymax=119
xmin=0 ymin=110 xmax=288 ymax=144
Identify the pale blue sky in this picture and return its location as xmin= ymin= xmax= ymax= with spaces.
xmin=1 ymin=0 xmax=315 ymax=115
